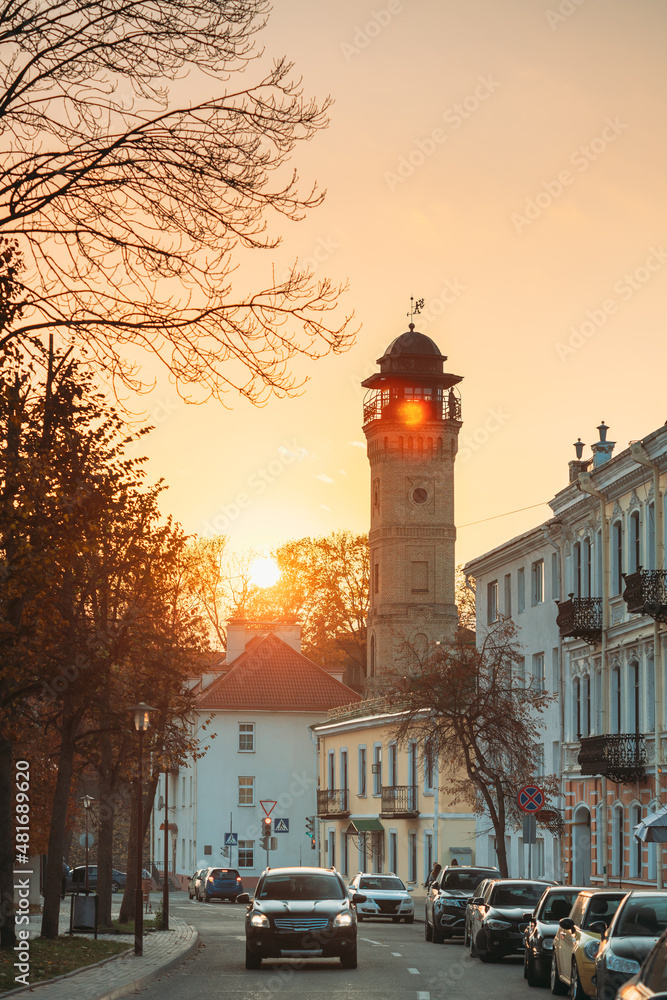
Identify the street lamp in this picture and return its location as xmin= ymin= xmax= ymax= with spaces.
xmin=130 ymin=701 xmax=156 ymax=956
xmin=80 ymin=795 xmax=94 ymax=893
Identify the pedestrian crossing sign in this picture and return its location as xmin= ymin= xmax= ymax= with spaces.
xmin=273 ymin=818 xmax=289 ymax=833
xmin=224 ymin=832 xmax=238 ymax=846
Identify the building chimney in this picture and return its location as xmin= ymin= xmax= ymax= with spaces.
xmin=591 ymin=421 xmax=615 ymax=468
xmin=224 ymin=618 xmax=302 ymax=663
xmin=568 ymin=438 xmax=591 ymax=482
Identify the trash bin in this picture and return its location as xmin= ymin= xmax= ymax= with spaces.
xmin=70 ymin=893 xmax=98 ymax=938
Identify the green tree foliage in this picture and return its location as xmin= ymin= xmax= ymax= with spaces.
xmin=390 ymin=619 xmax=559 ymax=878
xmin=0 ymin=1 xmax=355 ymax=403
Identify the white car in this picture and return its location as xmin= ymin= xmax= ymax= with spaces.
xmin=348 ymin=873 xmax=415 ymax=923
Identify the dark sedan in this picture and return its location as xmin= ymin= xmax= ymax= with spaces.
xmin=65 ymin=865 xmax=127 ymax=893
xmin=523 ymin=885 xmax=586 ymax=986
xmin=425 ymin=865 xmax=499 ymax=943
xmin=467 ymin=878 xmax=557 ymax=962
xmin=617 ymin=928 xmax=667 ymax=1000
xmin=595 ymin=891 xmax=667 ymax=1000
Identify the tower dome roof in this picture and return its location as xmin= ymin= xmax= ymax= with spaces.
xmin=384 ymin=324 xmax=445 ymax=360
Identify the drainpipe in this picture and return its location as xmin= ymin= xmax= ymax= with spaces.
xmin=578 ymin=473 xmax=610 ymax=886
xmin=542 ymin=525 xmax=565 ymax=881
xmin=631 ymin=442 xmax=664 ymax=889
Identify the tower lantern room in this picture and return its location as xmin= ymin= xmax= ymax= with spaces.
xmin=362 ymin=323 xmax=463 ymax=692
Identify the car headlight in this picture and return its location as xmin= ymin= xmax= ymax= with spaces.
xmin=606 ymin=954 xmax=641 ymax=974
xmin=541 ymin=938 xmax=555 ymax=951
xmin=486 ymin=919 xmax=512 ymax=930
xmin=583 ymin=940 xmax=600 ymax=960
xmin=333 ymin=912 xmax=353 ymax=927
xmin=250 ymin=913 xmax=269 ymax=928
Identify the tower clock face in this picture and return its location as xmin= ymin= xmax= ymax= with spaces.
xmin=412 ymin=487 xmax=428 ymax=504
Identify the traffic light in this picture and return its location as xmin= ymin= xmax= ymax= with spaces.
xmin=306 ymin=816 xmax=316 ymax=848
xmin=262 ymin=816 xmax=272 ymax=837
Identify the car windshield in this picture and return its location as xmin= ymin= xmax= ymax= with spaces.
xmin=358 ymin=877 xmax=405 ymax=891
xmin=491 ymin=883 xmax=549 ymax=907
xmin=210 ymin=870 xmax=237 ymax=879
xmin=615 ymin=897 xmax=667 ymax=937
xmin=539 ymin=892 xmax=580 ymax=921
xmin=258 ymin=874 xmax=344 ymax=901
xmin=582 ymin=895 xmax=624 ymax=929
xmin=443 ymin=871 xmax=496 ymax=890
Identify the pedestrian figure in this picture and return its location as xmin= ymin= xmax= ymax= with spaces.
xmin=424 ymin=861 xmax=442 ymax=890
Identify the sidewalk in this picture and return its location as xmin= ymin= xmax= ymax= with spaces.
xmin=4 ymin=896 xmax=197 ymax=1000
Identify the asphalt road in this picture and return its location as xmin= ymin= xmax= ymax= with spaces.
xmin=139 ymin=894 xmax=541 ymax=1000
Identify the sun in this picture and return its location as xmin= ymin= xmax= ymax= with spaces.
xmin=249 ymin=556 xmax=281 ymax=589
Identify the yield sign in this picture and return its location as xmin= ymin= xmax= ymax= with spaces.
xmin=260 ymin=800 xmax=277 ymax=816
xmin=518 ymin=785 xmax=545 ymax=813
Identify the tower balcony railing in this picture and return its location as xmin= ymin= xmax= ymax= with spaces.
xmin=316 ymin=788 xmax=350 ymax=818
xmin=555 ymin=595 xmax=602 ymax=643
xmin=362 ymin=388 xmax=462 ymax=427
xmin=578 ymin=733 xmax=647 ymax=783
xmin=379 ymin=785 xmax=419 ymax=818
xmin=622 ymin=568 xmax=667 ymax=623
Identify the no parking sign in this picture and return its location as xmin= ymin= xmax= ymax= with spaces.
xmin=517 ymin=784 xmax=545 ymax=813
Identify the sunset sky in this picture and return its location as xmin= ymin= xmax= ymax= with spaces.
xmin=136 ymin=0 xmax=667 ymax=570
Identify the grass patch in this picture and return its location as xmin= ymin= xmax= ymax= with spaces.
xmin=0 ymin=936 xmax=129 ymax=993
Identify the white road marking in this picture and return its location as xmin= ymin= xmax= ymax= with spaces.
xmin=391 ymin=951 xmax=402 ymax=956
xmin=359 ymin=936 xmax=389 ymax=946
xmin=408 ymin=968 xmax=420 ymax=974
xmin=417 ymin=992 xmax=430 ymax=999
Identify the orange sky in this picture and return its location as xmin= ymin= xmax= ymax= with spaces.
xmin=136 ymin=0 xmax=667 ymax=570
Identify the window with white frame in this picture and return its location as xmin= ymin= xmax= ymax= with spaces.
xmin=647 ymin=502 xmax=656 ymax=567
xmin=629 ymin=660 xmax=640 ymax=734
xmin=408 ymin=831 xmax=417 ymax=883
xmin=504 ymin=574 xmax=511 ymax=617
xmin=611 ymin=665 xmax=621 ymax=734
xmin=551 ymin=647 xmax=559 ymax=691
xmin=487 ymin=580 xmax=498 ymax=624
xmin=629 ymin=511 xmax=640 ymax=573
xmin=573 ymin=542 xmax=581 ymax=598
xmin=388 ymin=741 xmax=398 ymax=786
xmin=238 ymin=840 xmax=254 ymax=868
xmin=358 ymin=746 xmax=367 ymax=796
xmin=582 ymin=674 xmax=591 ymax=736
xmin=595 ymin=802 xmax=604 ymax=877
xmin=388 ymin=831 xmax=398 ymax=875
xmin=517 ymin=567 xmax=526 ymax=613
xmin=629 ymin=803 xmax=642 ymax=878
xmin=551 ymin=551 xmax=560 ymax=601
xmin=372 ymin=744 xmax=382 ymax=796
xmin=532 ymin=652 xmax=545 ymax=691
xmin=573 ymin=677 xmax=581 ymax=738
xmin=611 ymin=520 xmax=623 ymax=596
xmin=648 ymin=655 xmax=656 ymax=731
xmin=238 ymin=775 xmax=254 ymax=806
xmin=238 ymin=722 xmax=255 ymax=752
xmin=424 ymin=830 xmax=433 ymax=878
xmin=423 ymin=738 xmax=434 ymax=794
xmin=611 ymin=803 xmax=624 ymax=877
xmin=531 ymin=559 xmax=544 ymax=606
xmin=327 ymin=750 xmax=335 ymax=790
xmin=582 ymin=538 xmax=591 ymax=597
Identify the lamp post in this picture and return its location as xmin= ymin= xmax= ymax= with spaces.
xmin=80 ymin=795 xmax=94 ymax=893
xmin=131 ymin=702 xmax=156 ymax=956
xmin=162 ymin=769 xmax=169 ymax=931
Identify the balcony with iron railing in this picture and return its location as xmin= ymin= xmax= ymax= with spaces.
xmin=555 ymin=594 xmax=603 ymax=643
xmin=578 ymin=733 xmax=647 ymax=783
xmin=362 ymin=387 xmax=462 ymax=427
xmin=380 ymin=785 xmax=419 ymax=818
xmin=622 ymin=568 xmax=667 ymax=623
xmin=316 ymin=788 xmax=350 ymax=818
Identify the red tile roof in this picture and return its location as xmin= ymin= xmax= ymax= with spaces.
xmin=195 ymin=632 xmax=362 ymax=713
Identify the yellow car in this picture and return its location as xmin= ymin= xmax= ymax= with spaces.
xmin=551 ymin=889 xmax=626 ymax=998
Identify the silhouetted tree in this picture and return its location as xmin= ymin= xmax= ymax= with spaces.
xmin=0 ymin=1 xmax=355 ymax=403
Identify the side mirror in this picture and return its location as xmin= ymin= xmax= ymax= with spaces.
xmin=559 ymin=917 xmax=575 ymax=931
xmin=471 ymin=896 xmax=485 ymax=905
xmin=352 ymin=893 xmax=367 ymax=904
xmin=589 ymin=921 xmax=607 ymax=937
xmin=523 ymin=912 xmax=534 ymax=922
xmin=236 ymin=892 xmax=251 ymax=904
xmin=406 ymin=887 xmax=414 ymax=893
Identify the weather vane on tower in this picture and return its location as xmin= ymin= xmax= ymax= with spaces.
xmin=407 ymin=296 xmax=424 ymax=322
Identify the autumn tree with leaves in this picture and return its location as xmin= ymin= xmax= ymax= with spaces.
xmin=390 ymin=619 xmax=558 ymax=877
xmin=0 ymin=1 xmax=355 ymax=402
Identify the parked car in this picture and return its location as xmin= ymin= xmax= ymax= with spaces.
xmin=466 ymin=878 xmax=557 ymax=962
xmin=347 ymin=872 xmax=414 ymax=923
xmin=65 ymin=865 xmax=127 ymax=893
xmin=523 ymin=885 xmax=586 ymax=986
xmin=198 ymin=867 xmax=244 ymax=903
xmin=595 ymin=891 xmax=667 ymax=1000
xmin=550 ymin=888 xmax=627 ymax=998
xmin=617 ymin=928 xmax=667 ymax=1000
xmin=425 ymin=865 xmax=499 ymax=943
xmin=188 ymin=869 xmax=206 ymax=900
xmin=238 ymin=866 xmax=366 ymax=969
